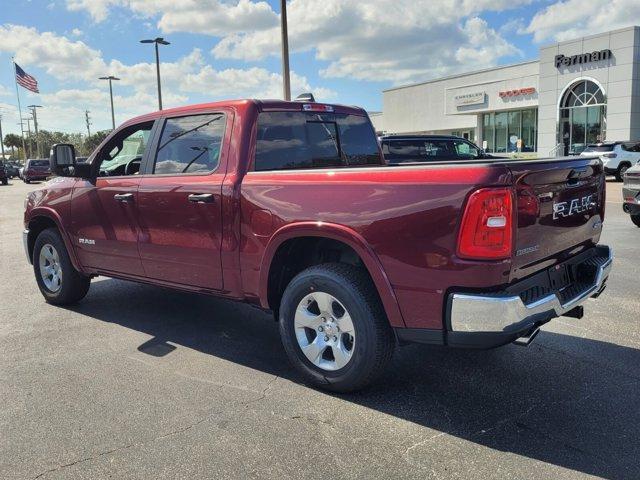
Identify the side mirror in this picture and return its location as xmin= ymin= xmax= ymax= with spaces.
xmin=50 ymin=143 xmax=76 ymax=176
xmin=50 ymin=144 xmax=93 ymax=179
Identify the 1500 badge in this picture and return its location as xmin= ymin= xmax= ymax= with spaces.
xmin=553 ymin=194 xmax=596 ymax=219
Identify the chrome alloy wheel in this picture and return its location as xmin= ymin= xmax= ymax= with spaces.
xmin=39 ymin=243 xmax=62 ymax=292
xmin=294 ymin=291 xmax=356 ymax=371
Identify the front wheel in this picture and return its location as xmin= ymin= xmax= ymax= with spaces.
xmin=1 ymin=178 xmax=7 ymax=185
xmin=631 ymin=214 xmax=640 ymax=228
xmin=279 ymin=263 xmax=395 ymax=393
xmin=33 ymin=228 xmax=90 ymax=305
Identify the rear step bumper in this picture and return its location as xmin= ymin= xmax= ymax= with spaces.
xmin=446 ymin=245 xmax=613 ymax=349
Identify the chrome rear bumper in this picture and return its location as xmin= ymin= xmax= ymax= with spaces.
xmin=447 ymin=245 xmax=613 ymax=347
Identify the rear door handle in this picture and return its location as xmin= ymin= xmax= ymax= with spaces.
xmin=188 ymin=193 xmax=214 ymax=203
xmin=114 ymin=193 xmax=134 ymax=202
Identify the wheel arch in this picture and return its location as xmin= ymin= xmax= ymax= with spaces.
xmin=27 ymin=209 xmax=83 ymax=272
xmin=260 ymin=222 xmax=405 ymax=328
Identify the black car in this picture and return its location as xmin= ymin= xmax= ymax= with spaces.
xmin=5 ymin=162 xmax=20 ymax=178
xmin=0 ymin=162 xmax=8 ymax=185
xmin=379 ymin=135 xmax=502 ymax=165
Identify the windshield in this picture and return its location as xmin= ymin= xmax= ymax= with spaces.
xmin=30 ymin=160 xmax=49 ymax=167
xmin=583 ymin=145 xmax=615 ymax=153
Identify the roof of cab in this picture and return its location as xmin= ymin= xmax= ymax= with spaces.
xmin=123 ymin=99 xmax=367 ymax=126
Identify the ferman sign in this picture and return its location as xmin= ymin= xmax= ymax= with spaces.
xmin=555 ymin=49 xmax=612 ymax=68
xmin=454 ymin=91 xmax=485 ymax=107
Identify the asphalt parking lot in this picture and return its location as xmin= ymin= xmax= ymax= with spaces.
xmin=1 ymin=178 xmax=638 ymax=480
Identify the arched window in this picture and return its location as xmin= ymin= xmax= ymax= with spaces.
xmin=561 ymin=80 xmax=605 ymax=108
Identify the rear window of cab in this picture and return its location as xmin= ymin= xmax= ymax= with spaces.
xmin=254 ymin=111 xmax=380 ymax=171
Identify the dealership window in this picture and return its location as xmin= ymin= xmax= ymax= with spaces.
xmin=559 ymin=80 xmax=606 ymax=156
xmin=482 ymin=108 xmax=537 ymax=153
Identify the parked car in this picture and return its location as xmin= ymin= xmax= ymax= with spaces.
xmin=379 ymin=135 xmax=502 ymax=164
xmin=622 ymin=163 xmax=640 ymax=227
xmin=0 ymin=162 xmax=8 ymax=185
xmin=5 ymin=162 xmax=20 ymax=178
xmin=580 ymin=141 xmax=640 ymax=181
xmin=23 ymin=98 xmax=612 ymax=392
xmin=22 ymin=159 xmax=51 ymax=183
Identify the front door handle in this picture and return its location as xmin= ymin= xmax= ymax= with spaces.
xmin=188 ymin=193 xmax=214 ymax=203
xmin=114 ymin=193 xmax=134 ymax=202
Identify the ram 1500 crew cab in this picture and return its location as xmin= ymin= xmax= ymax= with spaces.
xmin=23 ymin=98 xmax=612 ymax=392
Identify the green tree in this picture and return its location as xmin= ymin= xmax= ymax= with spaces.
xmin=3 ymin=134 xmax=23 ymax=160
xmin=81 ymin=130 xmax=109 ymax=155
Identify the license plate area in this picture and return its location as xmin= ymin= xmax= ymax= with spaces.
xmin=547 ymin=262 xmax=574 ymax=291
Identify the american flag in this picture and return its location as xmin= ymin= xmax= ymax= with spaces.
xmin=15 ymin=63 xmax=39 ymax=93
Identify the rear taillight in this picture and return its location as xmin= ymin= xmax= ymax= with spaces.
xmin=602 ymin=153 xmax=617 ymax=158
xmin=457 ymin=188 xmax=513 ymax=260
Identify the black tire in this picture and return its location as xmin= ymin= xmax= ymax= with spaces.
xmin=279 ymin=263 xmax=395 ymax=393
xmin=24 ymin=179 xmax=30 ymax=184
xmin=33 ymin=228 xmax=90 ymax=305
xmin=616 ymin=163 xmax=630 ymax=182
xmin=1 ymin=178 xmax=7 ymax=185
xmin=631 ymin=214 xmax=640 ymax=228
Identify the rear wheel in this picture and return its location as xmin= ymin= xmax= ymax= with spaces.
xmin=631 ymin=214 xmax=640 ymax=228
xmin=616 ymin=163 xmax=630 ymax=182
xmin=279 ymin=263 xmax=395 ymax=392
xmin=1 ymin=178 xmax=7 ymax=185
xmin=33 ymin=228 xmax=90 ymax=305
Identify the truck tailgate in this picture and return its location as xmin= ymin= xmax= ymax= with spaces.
xmin=508 ymin=156 xmax=605 ymax=281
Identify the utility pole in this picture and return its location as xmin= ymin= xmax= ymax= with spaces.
xmin=99 ymin=76 xmax=120 ymax=129
xmin=0 ymin=112 xmax=5 ymax=160
xmin=280 ymin=0 xmax=291 ymax=101
xmin=140 ymin=37 xmax=170 ymax=110
xmin=85 ymin=110 xmax=92 ymax=137
xmin=28 ymin=105 xmax=43 ymax=158
xmin=16 ymin=121 xmax=27 ymax=159
xmin=26 ymin=117 xmax=32 ymax=158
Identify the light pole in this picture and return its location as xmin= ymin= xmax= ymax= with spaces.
xmin=140 ymin=37 xmax=170 ymax=110
xmin=99 ymin=76 xmax=120 ymax=129
xmin=27 ymin=105 xmax=42 ymax=158
xmin=280 ymin=0 xmax=291 ymax=101
xmin=26 ymin=117 xmax=33 ymax=158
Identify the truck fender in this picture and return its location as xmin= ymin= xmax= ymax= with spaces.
xmin=259 ymin=222 xmax=406 ymax=328
xmin=27 ymin=207 xmax=84 ymax=274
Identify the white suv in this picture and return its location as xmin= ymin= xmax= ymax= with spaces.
xmin=581 ymin=141 xmax=640 ymax=181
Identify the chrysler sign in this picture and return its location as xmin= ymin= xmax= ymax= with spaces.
xmin=555 ymin=49 xmax=612 ymax=68
xmin=454 ymin=91 xmax=485 ymax=107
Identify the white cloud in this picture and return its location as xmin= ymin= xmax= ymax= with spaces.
xmin=524 ymin=0 xmax=640 ymax=42
xmin=0 ymin=25 xmax=333 ymax=133
xmin=66 ymin=0 xmax=278 ymax=34
xmin=63 ymin=0 xmax=529 ymax=84
xmin=211 ymin=0 xmax=526 ymax=84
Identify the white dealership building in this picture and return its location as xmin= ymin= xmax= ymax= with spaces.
xmin=370 ymin=26 xmax=640 ymax=157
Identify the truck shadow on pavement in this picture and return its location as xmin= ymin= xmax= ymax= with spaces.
xmin=69 ymin=278 xmax=639 ymax=480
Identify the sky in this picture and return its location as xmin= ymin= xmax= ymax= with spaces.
xmin=0 ymin=0 xmax=638 ymax=137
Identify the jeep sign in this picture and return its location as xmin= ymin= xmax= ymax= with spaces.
xmin=555 ymin=49 xmax=612 ymax=68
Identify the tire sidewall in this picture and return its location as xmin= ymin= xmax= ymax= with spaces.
xmin=279 ymin=268 xmax=378 ymax=388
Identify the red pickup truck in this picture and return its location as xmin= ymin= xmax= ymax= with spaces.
xmin=23 ymin=98 xmax=612 ymax=392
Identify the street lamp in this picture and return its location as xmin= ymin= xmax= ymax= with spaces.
xmin=27 ymin=105 xmax=43 ymax=158
xmin=99 ymin=76 xmax=120 ymax=129
xmin=140 ymin=37 xmax=170 ymax=110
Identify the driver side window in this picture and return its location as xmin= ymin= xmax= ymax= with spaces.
xmin=98 ymin=122 xmax=154 ymax=177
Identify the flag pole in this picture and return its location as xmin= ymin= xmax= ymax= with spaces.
xmin=12 ymin=58 xmax=28 ymax=161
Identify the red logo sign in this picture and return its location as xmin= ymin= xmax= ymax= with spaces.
xmin=499 ymin=87 xmax=536 ymax=98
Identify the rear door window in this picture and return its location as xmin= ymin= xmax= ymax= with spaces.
xmin=254 ymin=111 xmax=379 ymax=171
xmin=153 ymin=113 xmax=226 ymax=175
